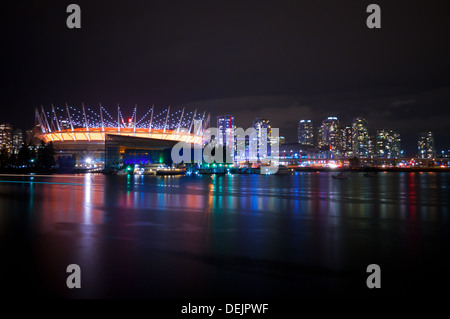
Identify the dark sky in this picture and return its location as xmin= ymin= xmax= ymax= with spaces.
xmin=2 ymin=0 xmax=450 ymax=155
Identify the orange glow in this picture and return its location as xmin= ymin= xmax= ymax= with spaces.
xmin=37 ymin=127 xmax=203 ymax=145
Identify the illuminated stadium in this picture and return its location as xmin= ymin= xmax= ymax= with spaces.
xmin=34 ymin=104 xmax=210 ymax=168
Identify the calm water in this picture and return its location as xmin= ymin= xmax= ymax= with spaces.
xmin=0 ymin=172 xmax=449 ymax=299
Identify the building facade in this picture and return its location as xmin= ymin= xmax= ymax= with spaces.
xmin=376 ymin=129 xmax=401 ymax=159
xmin=12 ymin=128 xmax=23 ymax=155
xmin=216 ymin=115 xmax=235 ymax=147
xmin=319 ymin=117 xmax=339 ymax=157
xmin=417 ymin=131 xmax=435 ymax=159
xmin=0 ymin=123 xmax=13 ymax=155
xmin=252 ymin=118 xmax=271 ymax=160
xmin=340 ymin=126 xmax=353 ymax=158
xmin=298 ymin=119 xmax=314 ymax=146
xmin=351 ymin=117 xmax=369 ymax=158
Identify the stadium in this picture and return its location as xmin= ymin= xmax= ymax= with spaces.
xmin=34 ymin=104 xmax=209 ymax=169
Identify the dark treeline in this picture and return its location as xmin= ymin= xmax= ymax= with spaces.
xmin=0 ymin=141 xmax=56 ymax=173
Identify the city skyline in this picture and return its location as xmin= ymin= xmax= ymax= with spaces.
xmin=1 ymin=0 xmax=450 ymax=303
xmin=2 ymin=1 xmax=450 ymax=156
xmin=0 ymin=108 xmax=448 ymax=159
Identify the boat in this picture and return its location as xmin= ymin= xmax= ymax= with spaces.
xmin=198 ymin=168 xmax=212 ymax=174
xmin=260 ymin=165 xmax=291 ymax=175
xmin=332 ymin=172 xmax=349 ymax=180
xmin=142 ymin=164 xmax=159 ymax=175
xmin=116 ymin=168 xmax=129 ymax=175
xmin=156 ymin=167 xmax=186 ymax=175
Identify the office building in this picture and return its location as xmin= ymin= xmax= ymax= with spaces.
xmin=298 ymin=119 xmax=314 ymax=146
xmin=417 ymin=131 xmax=435 ymax=159
xmin=0 ymin=123 xmax=13 ymax=154
xmin=352 ymin=117 xmax=369 ymax=158
xmin=376 ymin=129 xmax=401 ymax=159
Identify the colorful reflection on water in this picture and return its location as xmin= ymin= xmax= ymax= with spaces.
xmin=0 ymin=172 xmax=449 ymax=298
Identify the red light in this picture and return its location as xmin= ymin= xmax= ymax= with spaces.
xmin=128 ymin=118 xmax=132 ymax=123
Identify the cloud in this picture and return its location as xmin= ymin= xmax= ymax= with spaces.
xmin=390 ymin=99 xmax=416 ymax=107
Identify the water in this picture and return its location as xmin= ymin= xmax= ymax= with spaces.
xmin=0 ymin=172 xmax=449 ymax=299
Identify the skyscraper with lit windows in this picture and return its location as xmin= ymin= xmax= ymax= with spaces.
xmin=253 ymin=118 xmax=271 ymax=160
xmin=298 ymin=119 xmax=314 ymax=146
xmin=351 ymin=117 xmax=369 ymax=157
xmin=12 ymin=128 xmax=23 ymax=155
xmin=0 ymin=123 xmax=13 ymax=155
xmin=417 ymin=131 xmax=435 ymax=159
xmin=319 ymin=117 xmax=339 ymax=157
xmin=340 ymin=126 xmax=353 ymax=158
xmin=216 ymin=115 xmax=235 ymax=147
xmin=376 ymin=129 xmax=401 ymax=159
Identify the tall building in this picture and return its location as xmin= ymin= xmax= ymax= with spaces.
xmin=0 ymin=123 xmax=13 ymax=155
xmin=340 ymin=126 xmax=353 ymax=158
xmin=216 ymin=115 xmax=235 ymax=147
xmin=352 ymin=117 xmax=369 ymax=158
xmin=417 ymin=131 xmax=435 ymax=159
xmin=319 ymin=117 xmax=339 ymax=157
xmin=298 ymin=119 xmax=314 ymax=146
xmin=12 ymin=128 xmax=23 ymax=155
xmin=253 ymin=118 xmax=271 ymax=160
xmin=368 ymin=135 xmax=376 ymax=158
xmin=376 ymin=129 xmax=401 ymax=159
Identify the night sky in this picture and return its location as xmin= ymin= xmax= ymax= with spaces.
xmin=2 ymin=0 xmax=450 ymax=155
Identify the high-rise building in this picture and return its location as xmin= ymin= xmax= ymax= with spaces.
xmin=376 ymin=129 xmax=401 ymax=159
xmin=352 ymin=117 xmax=369 ymax=158
xmin=12 ymin=128 xmax=23 ymax=155
xmin=253 ymin=118 xmax=271 ymax=160
xmin=298 ymin=119 xmax=314 ymax=146
xmin=418 ymin=131 xmax=435 ymax=159
xmin=0 ymin=123 xmax=13 ymax=155
xmin=340 ymin=126 xmax=353 ymax=158
xmin=319 ymin=117 xmax=339 ymax=157
xmin=216 ymin=115 xmax=235 ymax=147
xmin=368 ymin=135 xmax=376 ymax=158
xmin=279 ymin=136 xmax=286 ymax=145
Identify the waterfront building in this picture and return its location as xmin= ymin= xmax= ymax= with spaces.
xmin=340 ymin=126 xmax=353 ymax=158
xmin=376 ymin=129 xmax=401 ymax=159
xmin=319 ymin=117 xmax=339 ymax=157
xmin=216 ymin=115 xmax=234 ymax=147
xmin=417 ymin=131 xmax=435 ymax=159
xmin=252 ymin=118 xmax=271 ymax=160
xmin=298 ymin=119 xmax=314 ymax=146
xmin=0 ymin=123 xmax=13 ymax=154
xmin=351 ymin=117 xmax=369 ymax=157
xmin=12 ymin=128 xmax=23 ymax=155
xmin=35 ymin=105 xmax=207 ymax=168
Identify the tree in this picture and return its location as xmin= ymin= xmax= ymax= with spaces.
xmin=8 ymin=153 xmax=17 ymax=168
xmin=17 ymin=143 xmax=31 ymax=167
xmin=37 ymin=141 xmax=56 ymax=169
xmin=0 ymin=146 xmax=9 ymax=168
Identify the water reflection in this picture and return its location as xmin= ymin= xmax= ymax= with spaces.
xmin=0 ymin=172 xmax=449 ymax=298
